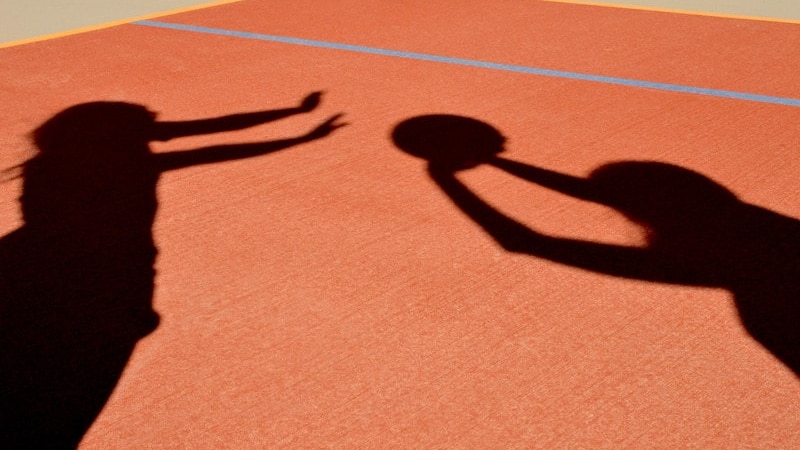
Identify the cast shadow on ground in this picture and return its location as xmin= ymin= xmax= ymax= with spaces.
xmin=392 ymin=114 xmax=800 ymax=380
xmin=0 ymin=92 xmax=345 ymax=448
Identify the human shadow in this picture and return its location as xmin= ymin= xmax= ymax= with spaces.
xmin=0 ymin=92 xmax=345 ymax=448
xmin=392 ymin=114 xmax=800 ymax=380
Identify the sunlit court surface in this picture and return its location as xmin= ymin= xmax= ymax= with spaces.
xmin=1 ymin=0 xmax=799 ymax=448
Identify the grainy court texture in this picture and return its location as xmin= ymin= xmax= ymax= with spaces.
xmin=1 ymin=0 xmax=799 ymax=448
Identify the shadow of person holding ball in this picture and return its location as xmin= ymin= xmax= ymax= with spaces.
xmin=0 ymin=91 xmax=345 ymax=448
xmin=391 ymin=114 xmax=800 ymax=380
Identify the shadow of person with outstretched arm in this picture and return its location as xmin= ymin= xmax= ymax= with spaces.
xmin=0 ymin=92 xmax=345 ymax=448
xmin=392 ymin=114 xmax=800 ymax=380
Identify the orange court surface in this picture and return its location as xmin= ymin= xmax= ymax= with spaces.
xmin=1 ymin=0 xmax=799 ymax=448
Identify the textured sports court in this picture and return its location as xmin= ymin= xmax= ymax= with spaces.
xmin=1 ymin=1 xmax=799 ymax=448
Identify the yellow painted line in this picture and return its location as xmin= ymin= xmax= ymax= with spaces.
xmin=538 ymin=0 xmax=800 ymax=25
xmin=0 ymin=0 xmax=245 ymax=49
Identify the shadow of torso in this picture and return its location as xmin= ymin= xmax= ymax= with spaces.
xmin=686 ymin=203 xmax=800 ymax=374
xmin=616 ymin=171 xmax=800 ymax=376
xmin=0 ymin=136 xmax=161 ymax=447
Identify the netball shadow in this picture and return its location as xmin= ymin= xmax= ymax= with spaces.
xmin=0 ymin=92 xmax=345 ymax=448
xmin=392 ymin=114 xmax=800 ymax=380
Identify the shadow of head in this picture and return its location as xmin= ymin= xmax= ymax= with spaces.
xmin=32 ymin=102 xmax=157 ymax=157
xmin=392 ymin=114 xmax=506 ymax=170
xmin=22 ymin=102 xmax=162 ymax=227
xmin=588 ymin=161 xmax=739 ymax=229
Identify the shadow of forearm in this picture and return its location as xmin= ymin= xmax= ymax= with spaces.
xmin=489 ymin=156 xmax=598 ymax=202
xmin=156 ymin=136 xmax=312 ymax=171
xmin=429 ymin=165 xmax=706 ymax=285
xmin=153 ymin=108 xmax=304 ymax=141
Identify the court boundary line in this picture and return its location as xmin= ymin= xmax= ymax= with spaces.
xmin=134 ymin=20 xmax=800 ymax=109
xmin=0 ymin=0 xmax=245 ymax=49
xmin=3 ymin=0 xmax=798 ymax=51
xmin=538 ymin=0 xmax=800 ymax=24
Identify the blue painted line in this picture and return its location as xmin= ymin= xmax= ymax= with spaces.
xmin=134 ymin=20 xmax=800 ymax=108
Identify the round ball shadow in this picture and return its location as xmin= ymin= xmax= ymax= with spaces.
xmin=392 ymin=115 xmax=506 ymax=169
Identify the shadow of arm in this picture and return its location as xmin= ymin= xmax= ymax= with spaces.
xmin=155 ymin=114 xmax=345 ymax=171
xmin=488 ymin=156 xmax=598 ymax=202
xmin=429 ymin=167 xmax=706 ymax=285
xmin=155 ymin=138 xmax=307 ymax=171
xmin=153 ymin=109 xmax=303 ymax=142
xmin=151 ymin=92 xmax=324 ymax=141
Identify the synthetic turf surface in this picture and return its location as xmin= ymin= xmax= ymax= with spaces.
xmin=1 ymin=0 xmax=799 ymax=447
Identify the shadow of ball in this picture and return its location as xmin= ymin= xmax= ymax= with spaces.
xmin=391 ymin=115 xmax=506 ymax=169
